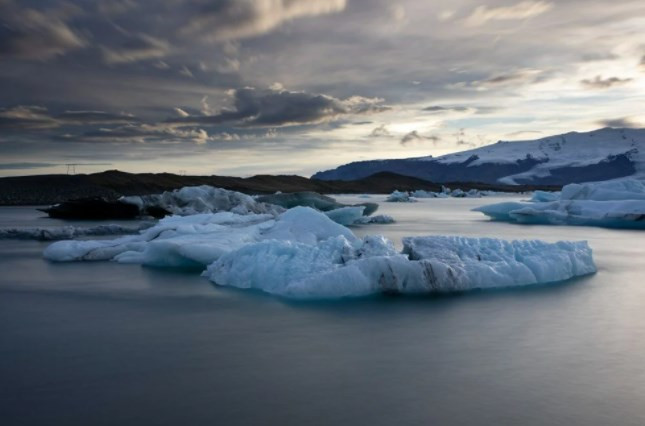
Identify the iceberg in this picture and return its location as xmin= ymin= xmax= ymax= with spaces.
xmin=256 ymin=191 xmax=378 ymax=216
xmin=206 ymin=235 xmax=595 ymax=299
xmin=323 ymin=206 xmax=365 ymax=226
xmin=121 ymin=185 xmax=284 ymax=217
xmin=121 ymin=186 xmax=380 ymax=225
xmin=475 ymin=179 xmax=645 ymax=229
xmin=45 ymin=206 xmax=596 ymax=299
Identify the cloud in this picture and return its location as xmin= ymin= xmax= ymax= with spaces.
xmin=400 ymin=131 xmax=440 ymax=146
xmin=596 ymin=117 xmax=641 ymax=128
xmin=0 ymin=162 xmax=58 ymax=170
xmin=179 ymin=65 xmax=194 ymax=78
xmin=169 ymin=87 xmax=389 ymax=128
xmin=0 ymin=1 xmax=86 ymax=60
xmin=68 ymin=123 xmax=213 ymax=144
xmin=369 ymin=124 xmax=391 ymax=137
xmin=581 ymin=75 xmax=632 ymax=89
xmin=180 ymin=0 xmax=347 ymax=43
xmin=101 ymin=33 xmax=169 ymax=65
xmin=173 ymin=107 xmax=190 ymax=118
xmin=464 ymin=1 xmax=553 ymax=27
xmin=0 ymin=106 xmax=58 ymax=129
xmin=423 ymin=105 xmax=470 ymax=113
xmin=505 ymin=130 xmax=543 ymax=138
xmin=452 ymin=69 xmax=543 ymax=91
xmin=0 ymin=106 xmax=137 ymax=130
xmin=56 ymin=111 xmax=138 ymax=124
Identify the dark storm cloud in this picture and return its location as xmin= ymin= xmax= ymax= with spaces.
xmin=596 ymin=117 xmax=640 ymax=128
xmin=168 ymin=87 xmax=389 ymax=127
xmin=580 ymin=76 xmax=632 ymax=89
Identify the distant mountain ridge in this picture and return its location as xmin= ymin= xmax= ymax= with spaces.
xmin=313 ymin=128 xmax=645 ymax=185
xmin=0 ymin=170 xmax=558 ymax=206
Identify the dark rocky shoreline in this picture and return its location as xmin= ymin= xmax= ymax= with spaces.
xmin=0 ymin=170 xmax=560 ymax=206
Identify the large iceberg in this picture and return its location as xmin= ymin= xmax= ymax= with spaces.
xmin=44 ymin=207 xmax=596 ymax=299
xmin=475 ymin=179 xmax=645 ymax=229
xmin=206 ymin=235 xmax=595 ymax=299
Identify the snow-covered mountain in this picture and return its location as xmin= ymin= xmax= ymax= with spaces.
xmin=313 ymin=128 xmax=645 ymax=185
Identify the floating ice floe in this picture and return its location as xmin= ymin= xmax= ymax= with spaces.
xmin=0 ymin=223 xmax=153 ymax=241
xmin=475 ymin=179 xmax=645 ymax=229
xmin=44 ymin=207 xmax=596 ymax=299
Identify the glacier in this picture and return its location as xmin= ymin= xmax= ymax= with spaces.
xmin=475 ymin=180 xmax=645 ymax=229
xmin=313 ymin=128 xmax=645 ymax=186
xmin=44 ymin=206 xmax=596 ymax=299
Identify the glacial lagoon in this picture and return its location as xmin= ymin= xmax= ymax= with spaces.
xmin=2 ymin=196 xmax=645 ymax=425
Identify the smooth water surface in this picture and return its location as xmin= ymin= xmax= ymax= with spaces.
xmin=1 ymin=198 xmax=645 ymax=426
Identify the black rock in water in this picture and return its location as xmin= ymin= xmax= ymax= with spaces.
xmin=40 ymin=198 xmax=141 ymax=220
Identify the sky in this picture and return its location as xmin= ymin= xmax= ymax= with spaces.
xmin=1 ymin=0 xmax=644 ymax=177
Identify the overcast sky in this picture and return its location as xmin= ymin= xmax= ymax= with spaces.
xmin=1 ymin=0 xmax=644 ymax=177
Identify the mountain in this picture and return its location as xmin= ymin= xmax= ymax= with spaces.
xmin=0 ymin=170 xmax=555 ymax=206
xmin=312 ymin=128 xmax=645 ymax=185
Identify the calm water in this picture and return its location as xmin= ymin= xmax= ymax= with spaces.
xmin=1 ymin=198 xmax=645 ymax=426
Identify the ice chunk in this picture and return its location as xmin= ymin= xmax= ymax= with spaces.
xmin=475 ymin=179 xmax=645 ymax=229
xmin=530 ymin=190 xmax=560 ymax=203
xmin=353 ymin=214 xmax=395 ymax=224
xmin=403 ymin=236 xmax=596 ymax=288
xmin=386 ymin=190 xmax=416 ymax=202
xmin=261 ymin=207 xmax=358 ymax=245
xmin=324 ymin=206 xmax=365 ymax=226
